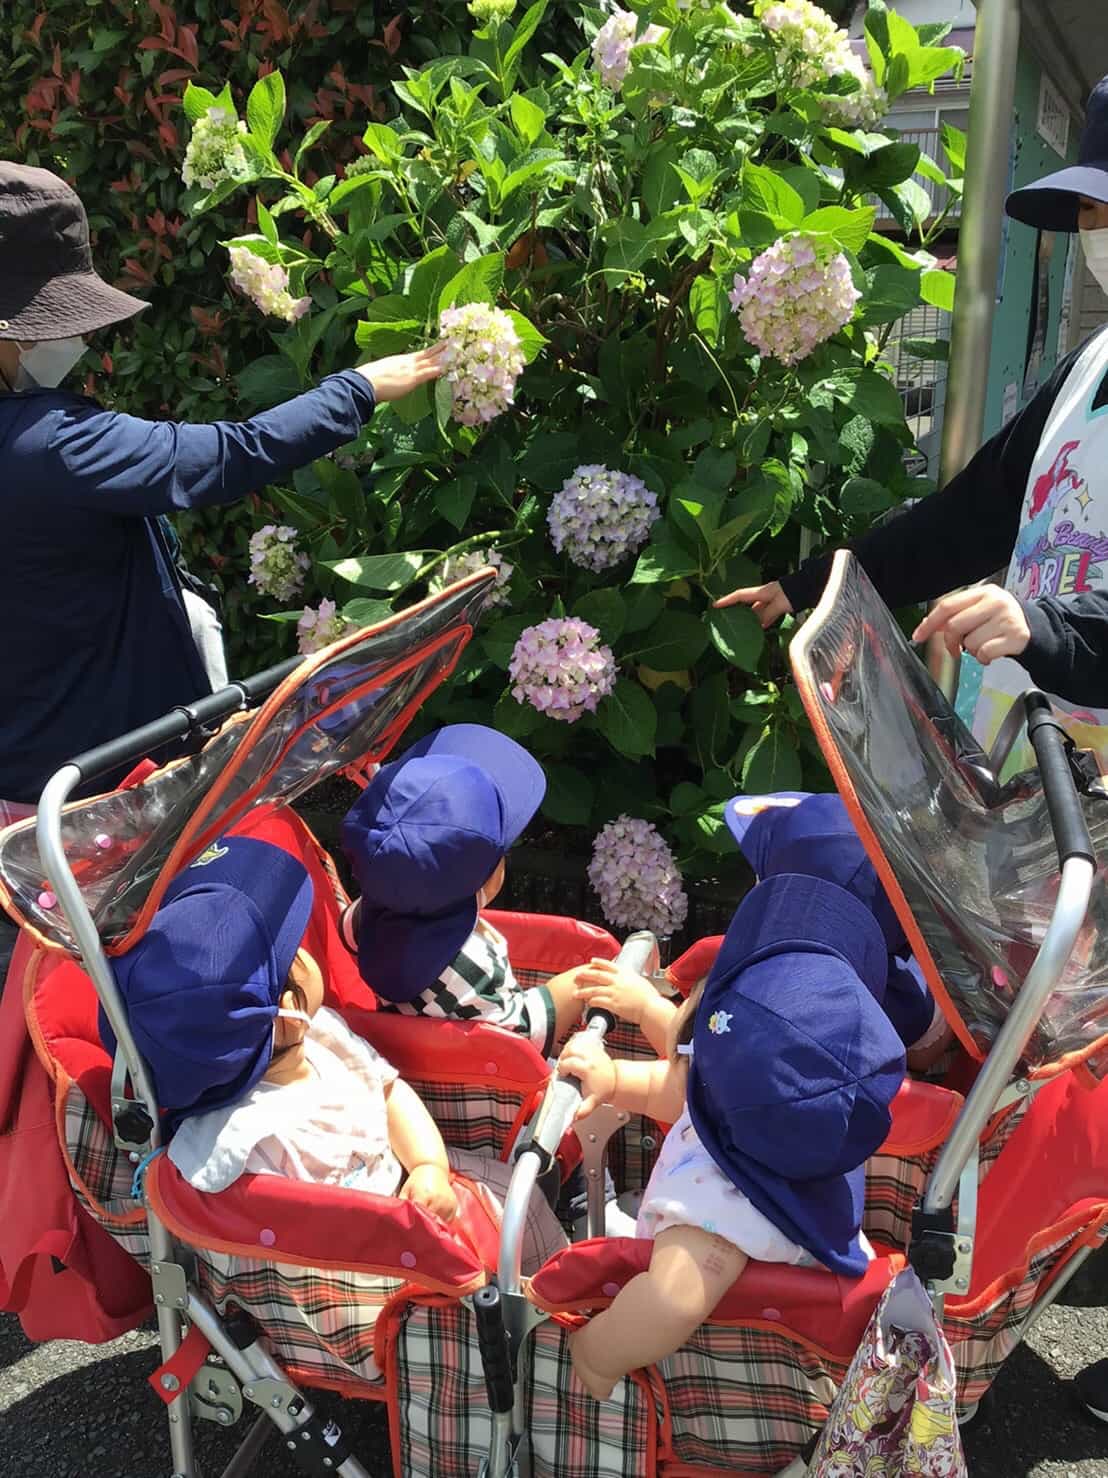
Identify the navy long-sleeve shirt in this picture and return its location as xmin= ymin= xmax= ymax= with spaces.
xmin=779 ymin=328 xmax=1108 ymax=708
xmin=1 ymin=369 xmax=376 ymax=802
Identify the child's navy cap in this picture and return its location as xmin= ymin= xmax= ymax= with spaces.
xmin=727 ymin=791 xmax=936 ymax=1049
xmin=341 ymin=724 xmax=545 ymax=1002
xmin=98 ymin=837 xmax=314 ymax=1125
xmin=1007 ymin=76 xmax=1108 ymax=232
xmin=687 ymin=874 xmax=906 ymax=1277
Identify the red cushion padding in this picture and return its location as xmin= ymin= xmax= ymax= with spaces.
xmin=883 ymin=1078 xmax=963 ymax=1154
xmin=147 ymin=1156 xmax=495 ymax=1290
xmin=666 ymin=936 xmax=724 ymax=996
xmin=529 ymin=1237 xmax=903 ymax=1360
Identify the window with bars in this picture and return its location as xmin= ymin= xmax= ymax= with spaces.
xmin=883 ymin=301 xmax=952 ymax=478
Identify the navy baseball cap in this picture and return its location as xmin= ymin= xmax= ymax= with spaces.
xmin=98 ymin=837 xmax=314 ymax=1125
xmin=1007 ymin=76 xmax=1108 ymax=232
xmin=341 ymin=724 xmax=545 ymax=1002
xmin=726 ymin=791 xmax=935 ymax=1048
xmin=687 ymin=874 xmax=906 ymax=1277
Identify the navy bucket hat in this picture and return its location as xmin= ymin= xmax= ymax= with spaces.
xmin=341 ymin=724 xmax=545 ymax=1002
xmin=687 ymin=875 xmax=906 ymax=1277
xmin=98 ymin=837 xmax=314 ymax=1126
xmin=726 ymin=791 xmax=935 ymax=1049
xmin=1007 ymin=76 xmax=1108 ymax=232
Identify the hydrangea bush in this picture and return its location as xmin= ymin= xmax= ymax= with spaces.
xmin=177 ymin=0 xmax=963 ymax=915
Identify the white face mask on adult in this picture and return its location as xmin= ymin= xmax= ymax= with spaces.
xmin=1081 ymin=227 xmax=1108 ymax=296
xmin=17 ymin=335 xmax=87 ymax=389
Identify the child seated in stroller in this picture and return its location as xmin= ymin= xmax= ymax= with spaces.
xmin=99 ymin=835 xmax=566 ymax=1270
xmin=558 ymin=871 xmax=906 ymax=1400
xmin=339 ymin=724 xmax=588 ymax=1054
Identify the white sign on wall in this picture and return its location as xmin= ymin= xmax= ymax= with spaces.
xmin=1037 ymin=74 xmax=1070 ymax=158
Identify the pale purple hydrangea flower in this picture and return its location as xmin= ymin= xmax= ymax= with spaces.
xmin=297 ymin=598 xmax=350 ymax=655
xmin=508 ymin=617 xmax=616 ymax=722
xmin=547 ymin=465 xmax=660 ymax=573
xmin=248 ymin=524 xmax=311 ymax=601
xmin=438 ymin=303 xmax=526 ymax=426
xmin=754 ymin=0 xmax=887 ymax=127
xmin=228 ymin=245 xmax=311 ymax=323
xmin=728 ymin=234 xmax=860 ymax=365
xmin=588 ymin=816 xmax=689 ymax=937
xmin=592 ymin=8 xmax=666 ymax=92
xmin=431 ymin=547 xmax=514 ymax=608
xmin=182 ymin=106 xmax=249 ymax=191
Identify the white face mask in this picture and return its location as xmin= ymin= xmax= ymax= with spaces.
xmin=276 ymin=1007 xmax=312 ymax=1029
xmin=1081 ymin=227 xmax=1108 ymax=295
xmin=18 ymin=335 xmax=87 ymax=389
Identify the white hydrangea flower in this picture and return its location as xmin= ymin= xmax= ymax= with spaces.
xmin=729 ymin=234 xmax=860 ymax=365
xmin=430 ymin=547 xmax=514 ymax=608
xmin=297 ymin=598 xmax=350 ymax=655
xmin=248 ymin=524 xmax=311 ymax=601
xmin=592 ymin=8 xmax=666 ymax=92
xmin=439 ymin=303 xmax=526 ymax=426
xmin=228 ymin=246 xmax=311 ymax=323
xmin=754 ymin=0 xmax=887 ymax=127
xmin=182 ymin=106 xmax=249 ymax=191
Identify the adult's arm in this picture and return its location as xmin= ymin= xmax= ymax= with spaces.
xmin=778 ymin=337 xmax=1093 ymax=613
xmin=36 ymin=369 xmax=376 ymax=516
xmin=1021 ymin=593 xmax=1108 ymax=707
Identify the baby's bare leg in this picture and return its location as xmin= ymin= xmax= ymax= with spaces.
xmin=570 ymin=1225 xmax=748 ymax=1399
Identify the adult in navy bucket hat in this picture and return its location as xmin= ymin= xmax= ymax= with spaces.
xmin=341 ymin=725 xmax=584 ymax=1051
xmin=726 ymin=791 xmax=947 ymax=1061
xmin=687 ymin=874 xmax=905 ymax=1277
xmin=98 ymin=836 xmax=314 ymax=1126
xmin=713 ymin=74 xmax=1108 ymax=784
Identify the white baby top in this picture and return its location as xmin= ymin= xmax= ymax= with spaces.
xmin=169 ymin=1005 xmax=401 ymax=1195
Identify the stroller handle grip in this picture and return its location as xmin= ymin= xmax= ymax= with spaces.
xmin=70 ymin=658 xmax=302 ymax=783
xmin=473 ymin=1284 xmax=515 ymax=1414
xmin=1025 ymin=691 xmax=1095 ymax=869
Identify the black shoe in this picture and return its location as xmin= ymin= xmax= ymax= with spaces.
xmin=1075 ymin=1358 xmax=1108 ymax=1423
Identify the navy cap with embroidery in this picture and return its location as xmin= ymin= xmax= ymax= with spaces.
xmin=687 ymin=874 xmax=906 ymax=1277
xmin=98 ymin=836 xmax=314 ymax=1126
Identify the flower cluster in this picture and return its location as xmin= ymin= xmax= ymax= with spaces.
xmin=431 ymin=547 xmax=514 ymax=608
xmin=592 ymin=8 xmax=666 ymax=91
xmin=509 ymin=618 xmax=616 ymax=722
xmin=228 ymin=246 xmax=312 ymax=323
xmin=754 ymin=0 xmax=887 ymax=127
xmin=248 ymin=524 xmax=311 ymax=602
xmin=468 ymin=0 xmax=516 ymax=20
xmin=729 ymin=234 xmax=860 ymax=365
xmin=588 ymin=816 xmax=689 ymax=938
xmin=438 ymin=303 xmax=526 ymax=426
xmin=297 ymin=599 xmax=350 ymax=656
xmin=547 ymin=465 xmax=660 ymax=573
xmin=182 ymin=107 xmax=249 ymax=191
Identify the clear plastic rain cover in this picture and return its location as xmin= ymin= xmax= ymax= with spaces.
xmin=0 ymin=574 xmax=492 ymax=955
xmin=790 ymin=552 xmax=1108 ymax=1072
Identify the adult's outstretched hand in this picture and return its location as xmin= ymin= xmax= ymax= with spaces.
xmin=356 ymin=342 xmax=447 ymax=403
xmin=713 ymin=579 xmax=794 ymax=628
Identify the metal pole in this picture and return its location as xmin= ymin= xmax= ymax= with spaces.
xmin=927 ymin=0 xmax=1022 ymax=698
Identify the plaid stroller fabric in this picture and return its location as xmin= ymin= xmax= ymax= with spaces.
xmin=808 ymin=1270 xmax=967 ymax=1477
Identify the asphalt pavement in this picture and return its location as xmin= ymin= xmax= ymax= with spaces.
xmin=4 ymin=1250 xmax=1108 ymax=1476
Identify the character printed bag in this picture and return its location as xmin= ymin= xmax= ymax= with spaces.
xmin=806 ymin=1268 xmax=967 ymax=1477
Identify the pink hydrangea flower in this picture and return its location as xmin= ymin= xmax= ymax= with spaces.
xmin=248 ymin=524 xmax=311 ymax=601
xmin=228 ymin=245 xmax=311 ymax=323
xmin=508 ymin=617 xmax=616 ymax=723
xmin=182 ymin=106 xmax=249 ymax=191
xmin=548 ymin=465 xmax=660 ymax=573
xmin=729 ymin=234 xmax=860 ymax=365
xmin=439 ymin=303 xmax=525 ymax=426
xmin=297 ymin=598 xmax=349 ymax=655
xmin=588 ymin=816 xmax=689 ymax=937
xmin=592 ymin=8 xmax=666 ymax=92
xmin=754 ymin=0 xmax=887 ymax=126
xmin=431 ymin=547 xmax=514 ymax=608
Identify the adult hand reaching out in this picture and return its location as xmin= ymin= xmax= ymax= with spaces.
xmin=356 ymin=342 xmax=447 ymax=403
xmin=911 ymin=585 xmax=1031 ymax=665
xmin=713 ymin=580 xmax=794 ymax=628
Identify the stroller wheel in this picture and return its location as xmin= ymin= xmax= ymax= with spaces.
xmin=1074 ymin=1357 xmax=1108 ymax=1423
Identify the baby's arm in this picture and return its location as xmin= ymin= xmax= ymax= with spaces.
xmin=556 ymin=1032 xmax=687 ymax=1125
xmin=386 ymin=1078 xmax=458 ymax=1221
xmin=572 ymin=958 xmax=678 ymax=1056
xmin=571 ymin=1226 xmax=748 ymax=1399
